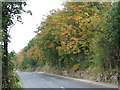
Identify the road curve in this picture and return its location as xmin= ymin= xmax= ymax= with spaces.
xmin=17 ymin=72 xmax=116 ymax=89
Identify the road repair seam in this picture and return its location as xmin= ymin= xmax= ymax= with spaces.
xmin=37 ymin=72 xmax=118 ymax=88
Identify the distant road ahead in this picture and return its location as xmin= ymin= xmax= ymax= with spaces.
xmin=17 ymin=72 xmax=116 ymax=89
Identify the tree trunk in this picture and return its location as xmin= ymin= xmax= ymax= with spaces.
xmin=2 ymin=31 xmax=8 ymax=87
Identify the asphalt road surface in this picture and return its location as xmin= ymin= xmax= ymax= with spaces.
xmin=17 ymin=72 xmax=116 ymax=89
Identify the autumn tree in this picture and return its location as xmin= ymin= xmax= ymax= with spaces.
xmin=16 ymin=2 xmax=119 ymax=75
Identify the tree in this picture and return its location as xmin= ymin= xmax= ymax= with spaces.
xmin=108 ymin=2 xmax=120 ymax=70
xmin=1 ymin=2 xmax=31 ymax=88
xmin=90 ymin=2 xmax=120 ymax=72
xmin=16 ymin=2 xmax=119 ymax=75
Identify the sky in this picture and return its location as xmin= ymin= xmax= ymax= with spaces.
xmin=8 ymin=0 xmax=64 ymax=53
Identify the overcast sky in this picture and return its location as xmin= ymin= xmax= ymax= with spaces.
xmin=8 ymin=0 xmax=64 ymax=53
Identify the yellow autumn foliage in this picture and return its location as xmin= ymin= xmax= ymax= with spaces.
xmin=72 ymin=64 xmax=80 ymax=71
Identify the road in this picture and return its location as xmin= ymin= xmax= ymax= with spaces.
xmin=17 ymin=72 xmax=117 ymax=89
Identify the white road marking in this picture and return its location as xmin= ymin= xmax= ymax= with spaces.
xmin=33 ymin=75 xmax=36 ymax=77
xmin=49 ymin=82 xmax=52 ymax=83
